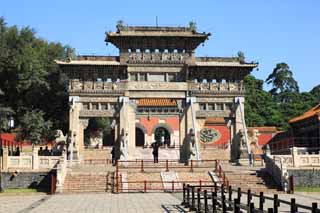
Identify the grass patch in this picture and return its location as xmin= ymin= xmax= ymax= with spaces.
xmin=3 ymin=188 xmax=38 ymax=193
xmin=295 ymin=186 xmax=320 ymax=192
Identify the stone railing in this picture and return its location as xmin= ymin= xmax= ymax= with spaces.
xmin=1 ymin=147 xmax=61 ymax=171
xmin=188 ymin=82 xmax=244 ymax=92
xmin=271 ymin=147 xmax=320 ymax=168
xmin=265 ymin=154 xmax=290 ymax=192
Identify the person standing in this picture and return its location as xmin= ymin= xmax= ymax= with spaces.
xmin=151 ymin=142 xmax=160 ymax=163
xmin=111 ymin=146 xmax=116 ymax=166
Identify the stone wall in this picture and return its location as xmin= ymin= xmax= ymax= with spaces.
xmin=288 ymin=169 xmax=320 ymax=187
xmin=0 ymin=171 xmax=54 ymax=192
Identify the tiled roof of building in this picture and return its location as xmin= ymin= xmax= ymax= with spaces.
xmin=204 ymin=117 xmax=225 ymax=125
xmin=108 ymin=26 xmax=210 ymax=37
xmin=137 ymin=99 xmax=177 ymax=107
xmin=289 ymin=103 xmax=320 ymax=123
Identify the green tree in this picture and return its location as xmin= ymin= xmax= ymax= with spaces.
xmin=266 ymin=63 xmax=299 ymax=99
xmin=19 ymin=110 xmax=52 ymax=145
xmin=0 ymin=17 xmax=70 ymax=134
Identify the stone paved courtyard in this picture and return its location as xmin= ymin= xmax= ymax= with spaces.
xmin=0 ymin=193 xmax=184 ymax=213
xmin=0 ymin=192 xmax=320 ymax=212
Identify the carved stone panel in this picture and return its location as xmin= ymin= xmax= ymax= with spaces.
xmin=79 ymin=110 xmax=117 ymax=117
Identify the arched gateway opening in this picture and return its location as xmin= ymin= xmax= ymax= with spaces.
xmin=135 ymin=128 xmax=145 ymax=147
xmin=154 ymin=127 xmax=171 ymax=146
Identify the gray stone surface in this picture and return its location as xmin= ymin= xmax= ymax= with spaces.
xmin=0 ymin=193 xmax=183 ymax=213
xmin=0 ymin=172 xmax=53 ymax=192
xmin=288 ymin=169 xmax=320 ymax=187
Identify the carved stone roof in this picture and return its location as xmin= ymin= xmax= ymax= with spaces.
xmin=137 ymin=99 xmax=177 ymax=107
xmin=289 ymin=103 xmax=320 ymax=124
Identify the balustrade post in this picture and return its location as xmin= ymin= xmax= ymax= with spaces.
xmin=172 ymin=180 xmax=174 ymax=192
xmin=166 ymin=159 xmax=169 ymax=172
xmin=144 ymin=180 xmax=147 ymax=193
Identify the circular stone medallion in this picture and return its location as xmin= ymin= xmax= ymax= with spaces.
xmin=199 ymin=128 xmax=221 ymax=144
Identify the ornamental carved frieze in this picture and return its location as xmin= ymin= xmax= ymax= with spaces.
xmin=69 ymin=81 xmax=127 ymax=92
xmin=128 ymin=82 xmax=187 ymax=91
xmin=188 ymin=82 xmax=242 ymax=92
xmin=79 ymin=110 xmax=117 ymax=118
xmin=196 ymin=110 xmax=232 ymax=118
xmin=128 ymin=52 xmax=186 ymax=64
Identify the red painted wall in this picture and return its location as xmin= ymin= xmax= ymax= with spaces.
xmin=201 ymin=125 xmax=230 ymax=147
xmin=139 ymin=116 xmax=179 ymax=136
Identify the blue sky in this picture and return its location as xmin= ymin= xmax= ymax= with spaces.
xmin=1 ymin=0 xmax=319 ymax=91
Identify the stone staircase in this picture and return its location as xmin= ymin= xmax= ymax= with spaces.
xmin=221 ymin=163 xmax=282 ymax=194
xmin=132 ymin=147 xmax=180 ymax=160
xmin=63 ymin=164 xmax=115 ymax=193
xmin=200 ymin=147 xmax=230 ymax=161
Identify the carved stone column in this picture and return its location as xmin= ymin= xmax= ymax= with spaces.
xmin=79 ymin=119 xmax=89 ymax=157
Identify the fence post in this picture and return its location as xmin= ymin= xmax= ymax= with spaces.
xmin=268 ymin=208 xmax=274 ymax=213
xmin=144 ymin=180 xmax=147 ymax=193
xmin=234 ymin=198 xmax=240 ymax=213
xmin=141 ymin=160 xmax=144 ymax=172
xmin=185 ymin=184 xmax=190 ymax=208
xmin=204 ymin=190 xmax=208 ymax=213
xmin=172 ymin=180 xmax=174 ymax=192
xmin=237 ymin=187 xmax=241 ymax=203
xmin=166 ymin=159 xmax=169 ymax=172
xmin=212 ymin=191 xmax=217 ymax=213
xmin=50 ymin=174 xmax=56 ymax=194
xmin=190 ymin=186 xmax=196 ymax=211
xmin=214 ymin=182 xmax=218 ymax=194
xmin=290 ymin=198 xmax=297 ymax=213
xmin=199 ymin=180 xmax=202 ymax=191
xmin=181 ymin=183 xmax=186 ymax=205
xmin=259 ymin=191 xmax=265 ymax=211
xmin=116 ymin=161 xmax=119 ymax=193
xmin=197 ymin=188 xmax=201 ymax=212
xmin=312 ymin=203 xmax=318 ymax=213
xmin=190 ymin=160 xmax=194 ymax=172
xmin=222 ymin=195 xmax=226 ymax=213
xmin=274 ymin=194 xmax=279 ymax=213
xmin=289 ymin=175 xmax=294 ymax=194
xmin=249 ymin=203 xmax=254 ymax=213
xmin=247 ymin=189 xmax=252 ymax=207
xmin=228 ymin=185 xmax=232 ymax=209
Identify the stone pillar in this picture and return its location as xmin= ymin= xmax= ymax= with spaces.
xmin=292 ymin=147 xmax=299 ymax=167
xmin=119 ymin=97 xmax=136 ymax=160
xmin=32 ymin=147 xmax=39 ymax=170
xmin=1 ymin=147 xmax=8 ymax=171
xmin=69 ymin=96 xmax=81 ymax=157
xmin=78 ymin=119 xmax=89 ymax=157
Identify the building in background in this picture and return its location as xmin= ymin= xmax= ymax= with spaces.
xmin=56 ymin=24 xmax=257 ymax=160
